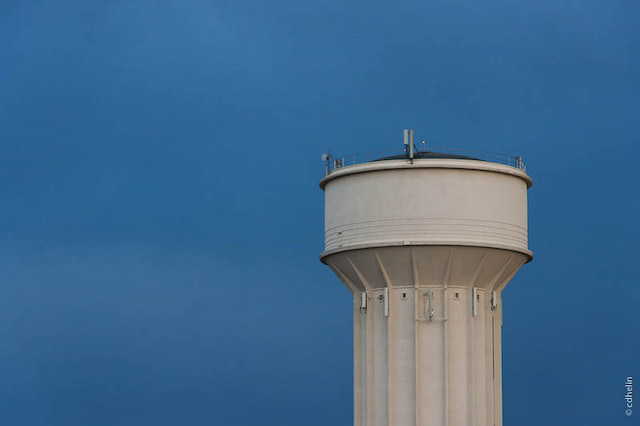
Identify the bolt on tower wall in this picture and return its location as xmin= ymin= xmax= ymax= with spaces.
xmin=319 ymin=152 xmax=532 ymax=426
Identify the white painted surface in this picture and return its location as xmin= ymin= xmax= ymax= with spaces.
xmin=320 ymin=157 xmax=532 ymax=426
xmin=321 ymin=159 xmax=531 ymax=259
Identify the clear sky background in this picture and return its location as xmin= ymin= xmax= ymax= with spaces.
xmin=0 ymin=1 xmax=638 ymax=425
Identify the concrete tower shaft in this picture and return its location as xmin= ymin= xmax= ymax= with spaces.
xmin=320 ymin=157 xmax=532 ymax=426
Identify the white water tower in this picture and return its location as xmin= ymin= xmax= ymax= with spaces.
xmin=320 ymin=131 xmax=532 ymax=426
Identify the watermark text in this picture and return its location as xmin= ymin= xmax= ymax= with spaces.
xmin=625 ymin=376 xmax=633 ymax=417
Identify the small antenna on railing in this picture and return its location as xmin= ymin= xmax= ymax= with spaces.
xmin=322 ymin=150 xmax=332 ymax=174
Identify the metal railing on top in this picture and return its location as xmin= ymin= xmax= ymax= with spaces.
xmin=324 ymin=147 xmax=526 ymax=175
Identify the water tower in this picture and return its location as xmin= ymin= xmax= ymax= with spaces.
xmin=319 ymin=131 xmax=532 ymax=426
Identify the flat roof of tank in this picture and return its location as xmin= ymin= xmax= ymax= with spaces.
xmin=372 ymin=151 xmax=482 ymax=162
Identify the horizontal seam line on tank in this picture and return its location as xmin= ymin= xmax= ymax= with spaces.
xmin=325 ymin=224 xmax=527 ymax=235
xmin=326 ymin=237 xmax=528 ymax=248
xmin=325 ymin=238 xmax=529 ymax=251
xmin=326 ymin=233 xmax=528 ymax=244
xmin=325 ymin=217 xmax=527 ymax=232
xmin=326 ymin=238 xmax=527 ymax=250
xmin=325 ymin=224 xmax=528 ymax=238
xmin=323 ymin=236 xmax=531 ymax=246
xmin=325 ymin=228 xmax=528 ymax=242
xmin=326 ymin=241 xmax=527 ymax=253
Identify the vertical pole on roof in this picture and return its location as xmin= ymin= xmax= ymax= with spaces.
xmin=409 ymin=129 xmax=414 ymax=163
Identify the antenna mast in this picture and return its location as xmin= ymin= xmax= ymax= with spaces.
xmin=404 ymin=129 xmax=414 ymax=163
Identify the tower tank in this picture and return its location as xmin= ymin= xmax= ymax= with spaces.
xmin=319 ymin=140 xmax=532 ymax=426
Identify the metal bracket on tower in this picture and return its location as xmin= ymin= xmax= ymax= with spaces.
xmin=416 ymin=287 xmax=446 ymax=322
xmin=383 ymin=288 xmax=389 ymax=317
xmin=360 ymin=292 xmax=367 ymax=313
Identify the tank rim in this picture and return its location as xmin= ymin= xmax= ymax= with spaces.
xmin=319 ymin=158 xmax=533 ymax=190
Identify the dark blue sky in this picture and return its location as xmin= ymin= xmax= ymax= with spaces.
xmin=0 ymin=1 xmax=638 ymax=425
